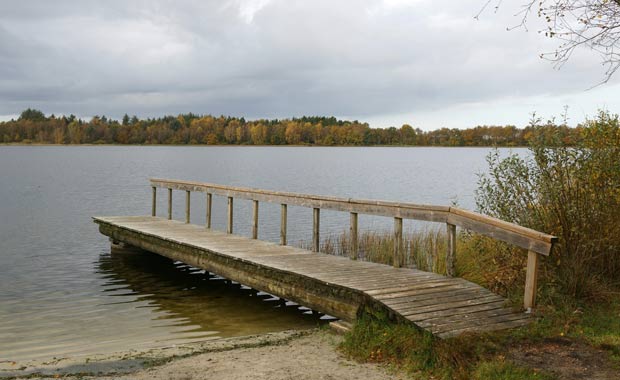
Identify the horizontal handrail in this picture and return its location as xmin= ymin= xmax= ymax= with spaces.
xmin=150 ymin=178 xmax=557 ymax=256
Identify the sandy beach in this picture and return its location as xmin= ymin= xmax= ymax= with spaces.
xmin=2 ymin=329 xmax=402 ymax=380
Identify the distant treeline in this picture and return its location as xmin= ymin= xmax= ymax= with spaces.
xmin=0 ymin=108 xmax=584 ymax=146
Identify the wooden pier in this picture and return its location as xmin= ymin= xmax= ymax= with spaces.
xmin=94 ymin=178 xmax=557 ymax=339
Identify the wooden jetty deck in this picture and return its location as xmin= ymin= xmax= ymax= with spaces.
xmin=94 ymin=179 xmax=557 ymax=339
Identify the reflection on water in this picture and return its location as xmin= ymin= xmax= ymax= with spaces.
xmin=1 ymin=249 xmax=323 ymax=363
xmin=97 ymin=249 xmax=325 ymax=338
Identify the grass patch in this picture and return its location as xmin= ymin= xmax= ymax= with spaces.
xmin=340 ymin=299 xmax=620 ymax=380
xmin=472 ymin=361 xmax=554 ymax=380
xmin=339 ymin=310 xmax=554 ymax=380
xmin=570 ymin=299 xmax=620 ymax=363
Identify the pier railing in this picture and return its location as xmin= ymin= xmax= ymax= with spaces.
xmin=149 ymin=178 xmax=557 ymax=310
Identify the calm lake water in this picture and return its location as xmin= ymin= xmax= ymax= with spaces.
xmin=0 ymin=146 xmax=520 ymax=362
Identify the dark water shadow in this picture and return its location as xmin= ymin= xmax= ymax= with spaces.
xmin=96 ymin=249 xmax=326 ymax=339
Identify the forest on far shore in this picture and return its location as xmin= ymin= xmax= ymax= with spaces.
xmin=0 ymin=108 xmax=584 ymax=146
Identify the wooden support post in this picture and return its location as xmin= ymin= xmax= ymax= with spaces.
xmin=394 ymin=217 xmax=403 ymax=268
xmin=151 ymin=186 xmax=157 ymax=217
xmin=524 ymin=250 xmax=540 ymax=311
xmin=350 ymin=212 xmax=358 ymax=260
xmin=446 ymin=223 xmax=456 ymax=277
xmin=185 ymin=190 xmax=191 ymax=224
xmin=313 ymin=208 xmax=320 ymax=252
xmin=280 ymin=204 xmax=287 ymax=245
xmin=206 ymin=193 xmax=212 ymax=229
xmin=227 ymin=197 xmax=233 ymax=234
xmin=252 ymin=200 xmax=259 ymax=239
xmin=167 ymin=188 xmax=172 ymax=220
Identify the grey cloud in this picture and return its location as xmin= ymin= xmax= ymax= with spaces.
xmin=0 ymin=0 xmax=616 ymax=125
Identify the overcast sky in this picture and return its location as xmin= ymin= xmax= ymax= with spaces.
xmin=1 ymin=0 xmax=618 ymax=129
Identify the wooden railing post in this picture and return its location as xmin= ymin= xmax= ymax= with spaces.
xmin=227 ymin=197 xmax=233 ymax=234
xmin=524 ymin=250 xmax=540 ymax=311
xmin=151 ymin=186 xmax=157 ymax=217
xmin=393 ymin=217 xmax=403 ymax=267
xmin=206 ymin=193 xmax=212 ymax=229
xmin=280 ymin=204 xmax=287 ymax=245
xmin=446 ymin=223 xmax=456 ymax=277
xmin=313 ymin=208 xmax=320 ymax=252
xmin=252 ymin=200 xmax=259 ymax=239
xmin=167 ymin=188 xmax=172 ymax=220
xmin=185 ymin=190 xmax=191 ymax=224
xmin=350 ymin=212 xmax=358 ymax=260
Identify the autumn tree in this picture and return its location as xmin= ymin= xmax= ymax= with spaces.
xmin=67 ymin=120 xmax=84 ymax=144
xmin=0 ymin=108 xmax=590 ymax=146
xmin=400 ymin=124 xmax=417 ymax=145
xmin=19 ymin=108 xmax=46 ymax=122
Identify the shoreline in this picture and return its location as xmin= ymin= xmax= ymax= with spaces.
xmin=0 ymin=330 xmax=310 ymax=379
xmin=1 ymin=329 xmax=400 ymax=380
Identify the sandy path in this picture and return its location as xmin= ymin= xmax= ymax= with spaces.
xmin=16 ymin=330 xmax=402 ymax=380
xmin=98 ymin=332 xmax=401 ymax=380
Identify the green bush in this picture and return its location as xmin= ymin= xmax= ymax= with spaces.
xmin=475 ymin=111 xmax=620 ymax=301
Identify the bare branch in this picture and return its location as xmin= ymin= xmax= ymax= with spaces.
xmin=482 ymin=1 xmax=620 ymax=82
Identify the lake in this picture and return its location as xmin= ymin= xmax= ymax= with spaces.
xmin=0 ymin=146 xmax=520 ymax=362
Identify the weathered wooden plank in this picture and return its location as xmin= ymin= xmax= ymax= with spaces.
xmin=296 ymin=270 xmax=422 ymax=285
xmin=446 ymin=223 xmax=456 ymax=277
xmin=317 ymin=272 xmax=441 ymax=288
xmin=167 ymin=188 xmax=172 ymax=220
xmin=375 ymin=285 xmax=483 ymax=304
xmin=524 ymin=250 xmax=539 ymax=310
xmin=385 ymin=289 xmax=493 ymax=309
xmin=394 ymin=217 xmax=403 ymax=268
xmin=227 ymin=197 xmax=233 ymax=234
xmin=426 ymin=309 xmax=526 ymax=333
xmin=418 ymin=306 xmax=517 ymax=329
xmin=151 ymin=186 xmax=156 ymax=217
xmin=280 ymin=204 xmax=287 ymax=245
xmin=150 ymin=178 xmax=450 ymax=222
xmin=350 ymin=212 xmax=358 ymax=260
xmin=253 ymin=263 xmax=394 ymax=278
xmin=376 ymin=285 xmax=479 ymax=302
xmin=449 ymin=207 xmax=556 ymax=244
xmin=396 ymin=295 xmax=503 ymax=316
xmin=313 ymin=208 xmax=320 ymax=252
xmin=206 ymin=193 xmax=212 ymax=229
xmin=368 ymin=278 xmax=472 ymax=296
xmin=447 ymin=212 xmax=553 ymax=255
xmin=438 ymin=316 xmax=531 ymax=339
xmin=308 ymin=266 xmax=436 ymax=280
xmin=405 ymin=301 xmax=507 ymax=322
xmin=392 ymin=293 xmax=496 ymax=313
xmin=252 ymin=200 xmax=259 ymax=239
xmin=185 ymin=190 xmax=191 ymax=224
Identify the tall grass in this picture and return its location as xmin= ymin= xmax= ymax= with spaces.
xmin=298 ymin=228 xmax=449 ymax=274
